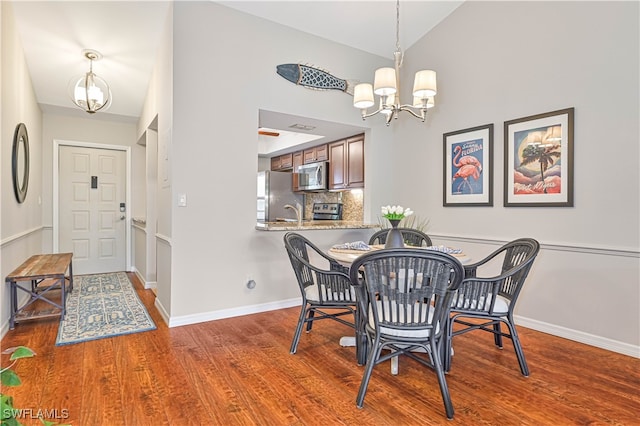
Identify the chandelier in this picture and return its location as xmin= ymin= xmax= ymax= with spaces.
xmin=353 ymin=0 xmax=436 ymax=125
xmin=68 ymin=49 xmax=112 ymax=114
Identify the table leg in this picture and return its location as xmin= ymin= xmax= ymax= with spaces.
xmin=61 ymin=261 xmax=73 ymax=318
xmin=61 ymin=277 xmax=66 ymax=318
xmin=9 ymin=281 xmax=16 ymax=330
xmin=391 ymin=356 xmax=399 ymax=375
xmin=68 ymin=261 xmax=74 ymax=292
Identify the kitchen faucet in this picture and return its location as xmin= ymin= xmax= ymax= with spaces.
xmin=284 ymin=202 xmax=303 ymax=226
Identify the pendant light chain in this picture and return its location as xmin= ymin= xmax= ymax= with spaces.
xmin=395 ymin=0 xmax=403 ymax=68
xmin=395 ymin=0 xmax=401 ymax=53
xmin=352 ymin=0 xmax=437 ymax=125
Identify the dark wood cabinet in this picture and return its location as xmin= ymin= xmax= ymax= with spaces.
xmin=280 ymin=153 xmax=293 ymax=169
xmin=270 ymin=136 xmax=363 ymax=191
xmin=317 ymin=144 xmax=329 ymax=161
xmin=270 ymin=153 xmax=293 ymax=171
xmin=328 ymin=142 xmax=346 ymax=189
xmin=303 ymin=144 xmax=328 ymax=164
xmin=292 ymin=151 xmax=303 ymax=191
xmin=270 ymin=156 xmax=281 ymax=171
xmin=329 ymin=134 xmax=364 ymax=190
xmin=272 ymin=143 xmax=328 ymax=171
xmin=292 ymin=151 xmax=303 ymax=171
xmin=346 ymin=136 xmax=364 ymax=188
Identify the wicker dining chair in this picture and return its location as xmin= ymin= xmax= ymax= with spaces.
xmin=369 ymin=228 xmax=433 ymax=247
xmin=283 ymin=232 xmax=357 ymax=354
xmin=349 ymin=248 xmax=464 ymax=419
xmin=445 ymin=238 xmax=540 ymax=376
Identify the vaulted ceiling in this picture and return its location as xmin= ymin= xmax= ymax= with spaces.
xmin=11 ymin=1 xmax=462 ymax=123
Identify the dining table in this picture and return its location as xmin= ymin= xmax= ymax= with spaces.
xmin=328 ymin=243 xmax=471 ymax=266
xmin=327 ymin=242 xmax=470 ymax=373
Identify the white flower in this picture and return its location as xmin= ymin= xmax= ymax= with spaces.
xmin=381 ymin=204 xmax=413 ymax=220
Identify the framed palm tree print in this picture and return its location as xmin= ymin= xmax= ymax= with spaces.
xmin=504 ymin=108 xmax=574 ymax=207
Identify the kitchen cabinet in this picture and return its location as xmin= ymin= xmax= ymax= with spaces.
xmin=329 ymin=134 xmax=364 ymax=190
xmin=292 ymin=151 xmax=303 ymax=191
xmin=270 ymin=153 xmax=293 ymax=171
xmin=292 ymin=151 xmax=303 ymax=171
xmin=270 ymin=156 xmax=281 ymax=170
xmin=271 ymin=143 xmax=327 ymax=171
xmin=303 ymin=144 xmax=328 ymax=164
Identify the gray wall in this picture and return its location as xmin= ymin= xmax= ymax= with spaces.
xmin=1 ymin=2 xmax=43 ymax=335
xmin=153 ymin=1 xmax=638 ymax=354
xmin=1 ymin=1 xmax=638 ymax=356
xmin=391 ymin=1 xmax=639 ymax=353
xmin=161 ymin=2 xmax=388 ymax=322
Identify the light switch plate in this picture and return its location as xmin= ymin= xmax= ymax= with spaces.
xmin=178 ymin=193 xmax=187 ymax=207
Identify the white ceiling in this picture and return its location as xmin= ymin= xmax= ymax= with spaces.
xmin=10 ymin=0 xmax=462 ymax=145
xmin=11 ymin=1 xmax=172 ymax=122
xmin=218 ymin=1 xmax=463 ymax=59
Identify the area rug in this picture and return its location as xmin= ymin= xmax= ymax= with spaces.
xmin=56 ymin=272 xmax=156 ymax=346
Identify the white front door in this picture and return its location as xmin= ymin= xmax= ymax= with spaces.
xmin=59 ymin=145 xmax=127 ymax=274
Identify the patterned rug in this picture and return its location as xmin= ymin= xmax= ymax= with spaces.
xmin=56 ymin=272 xmax=156 ymax=346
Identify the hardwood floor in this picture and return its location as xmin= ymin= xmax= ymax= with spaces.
xmin=2 ymin=272 xmax=638 ymax=425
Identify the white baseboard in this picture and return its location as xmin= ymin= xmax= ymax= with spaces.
xmin=131 ymin=267 xmax=157 ymax=290
xmin=154 ymin=297 xmax=170 ymax=325
xmin=0 ymin=291 xmax=33 ymax=339
xmin=157 ymin=303 xmax=639 ymax=358
xmin=4 ymin=290 xmax=634 ymax=360
xmin=0 ymin=321 xmax=9 ymax=340
xmin=166 ymin=298 xmax=302 ymax=328
xmin=515 ymin=315 xmax=640 ymax=358
xmin=144 ymin=281 xmax=157 ymax=290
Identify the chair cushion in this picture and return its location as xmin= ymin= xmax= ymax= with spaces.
xmin=452 ymin=293 xmax=510 ymax=313
xmin=304 ymin=284 xmax=320 ymax=301
xmin=304 ymin=284 xmax=355 ymax=302
xmin=369 ymin=300 xmax=437 ymax=338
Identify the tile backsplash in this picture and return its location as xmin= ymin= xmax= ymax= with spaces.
xmin=304 ymin=190 xmax=363 ymax=221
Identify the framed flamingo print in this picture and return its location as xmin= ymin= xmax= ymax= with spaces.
xmin=504 ymin=108 xmax=574 ymax=207
xmin=443 ymin=124 xmax=493 ymax=206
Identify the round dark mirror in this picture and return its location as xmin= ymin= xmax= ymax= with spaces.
xmin=12 ymin=123 xmax=29 ymax=203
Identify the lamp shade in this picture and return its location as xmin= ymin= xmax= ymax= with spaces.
xmin=426 ymin=96 xmax=435 ymax=108
xmin=412 ymin=70 xmax=437 ymax=99
xmin=68 ymin=49 xmax=111 ymax=114
xmin=74 ymin=77 xmax=104 ymax=105
xmin=373 ymin=67 xmax=397 ymax=96
xmin=413 ymin=95 xmax=435 ymax=109
xmin=353 ymin=83 xmax=375 ymax=109
xmin=70 ymin=72 xmax=110 ymax=113
xmin=384 ymin=94 xmax=396 ymax=107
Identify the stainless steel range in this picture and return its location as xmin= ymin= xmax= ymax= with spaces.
xmin=312 ymin=203 xmax=343 ymax=220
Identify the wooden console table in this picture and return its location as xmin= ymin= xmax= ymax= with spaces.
xmin=5 ymin=253 xmax=73 ymax=329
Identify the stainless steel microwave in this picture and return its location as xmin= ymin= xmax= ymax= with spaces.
xmin=297 ymin=161 xmax=328 ymax=191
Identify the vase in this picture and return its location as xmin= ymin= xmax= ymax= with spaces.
xmin=385 ymin=219 xmax=404 ymax=248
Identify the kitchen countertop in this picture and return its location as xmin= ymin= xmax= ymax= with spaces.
xmin=255 ymin=220 xmax=379 ymax=231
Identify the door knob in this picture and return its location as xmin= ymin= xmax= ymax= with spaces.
xmin=120 ymin=215 xmax=126 ymax=220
